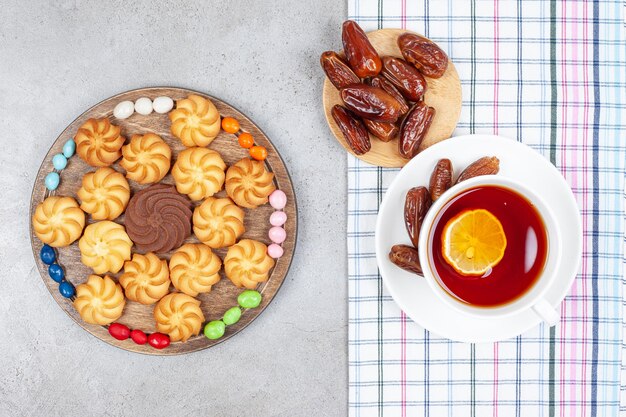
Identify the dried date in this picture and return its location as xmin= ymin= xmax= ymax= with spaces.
xmin=368 ymin=76 xmax=410 ymax=115
xmin=331 ymin=105 xmax=371 ymax=155
xmin=363 ymin=119 xmax=399 ymax=142
xmin=320 ymin=51 xmax=361 ymax=89
xmin=340 ymin=84 xmax=404 ymax=123
xmin=398 ymin=33 xmax=449 ymax=78
xmin=342 ymin=20 xmax=382 ymax=78
xmin=381 ymin=56 xmax=427 ymax=102
xmin=456 ymin=156 xmax=500 ymax=183
xmin=398 ymin=102 xmax=435 ymax=159
xmin=429 ymin=159 xmax=453 ymax=201
xmin=404 ymin=186 xmax=431 ymax=248
xmin=389 ymin=244 xmax=423 ymax=275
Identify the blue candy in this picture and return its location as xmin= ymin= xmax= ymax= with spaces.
xmin=40 ymin=245 xmax=56 ymax=265
xmin=59 ymin=281 xmax=75 ymax=298
xmin=48 ymin=264 xmax=64 ymax=283
xmin=62 ymin=139 xmax=76 ymax=158
xmin=52 ymin=154 xmax=68 ymax=170
xmin=45 ymin=172 xmax=60 ymax=191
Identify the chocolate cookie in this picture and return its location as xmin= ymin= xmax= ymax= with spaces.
xmin=124 ymin=184 xmax=192 ymax=253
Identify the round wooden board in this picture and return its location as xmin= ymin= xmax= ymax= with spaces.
xmin=322 ymin=28 xmax=462 ymax=168
xmin=29 ymin=87 xmax=298 ymax=355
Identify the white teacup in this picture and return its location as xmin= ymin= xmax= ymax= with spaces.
xmin=417 ymin=175 xmax=562 ymax=325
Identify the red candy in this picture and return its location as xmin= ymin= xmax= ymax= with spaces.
xmin=130 ymin=329 xmax=148 ymax=345
xmin=108 ymin=323 xmax=130 ymax=340
xmin=148 ymin=333 xmax=170 ymax=349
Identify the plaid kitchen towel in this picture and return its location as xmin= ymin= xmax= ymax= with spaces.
xmin=346 ymin=1 xmax=626 ymax=416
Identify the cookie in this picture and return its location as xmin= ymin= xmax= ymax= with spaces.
xmin=154 ymin=293 xmax=204 ymax=342
xmin=32 ymin=196 xmax=85 ymax=247
xmin=224 ymin=239 xmax=275 ymax=289
xmin=225 ymin=158 xmax=276 ymax=208
xmin=74 ymin=275 xmax=126 ymax=325
xmin=169 ymin=243 xmax=222 ymax=297
xmin=79 ymin=221 xmax=133 ymax=274
xmin=193 ymin=197 xmax=245 ymax=248
xmin=171 ymin=147 xmax=226 ymax=201
xmin=169 ymin=94 xmax=221 ymax=147
xmin=77 ymin=167 xmax=130 ymax=220
xmin=120 ymin=133 xmax=171 ymax=184
xmin=124 ymin=184 xmax=192 ymax=253
xmin=75 ymin=118 xmax=125 ymax=167
xmin=119 ymin=253 xmax=171 ymax=305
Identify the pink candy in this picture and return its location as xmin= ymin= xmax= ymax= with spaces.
xmin=270 ymin=211 xmax=287 ymax=226
xmin=269 ymin=226 xmax=286 ymax=244
xmin=269 ymin=190 xmax=287 ymax=210
xmin=267 ymin=243 xmax=284 ymax=259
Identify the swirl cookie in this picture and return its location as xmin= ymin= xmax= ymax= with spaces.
xmin=193 ymin=197 xmax=245 ymax=248
xmin=171 ymin=147 xmax=226 ymax=201
xmin=154 ymin=293 xmax=204 ymax=342
xmin=119 ymin=253 xmax=171 ymax=305
xmin=120 ymin=133 xmax=171 ymax=184
xmin=75 ymin=118 xmax=125 ymax=167
xmin=74 ymin=275 xmax=126 ymax=325
xmin=32 ymin=196 xmax=85 ymax=247
xmin=124 ymin=184 xmax=192 ymax=253
xmin=225 ymin=158 xmax=276 ymax=208
xmin=79 ymin=221 xmax=133 ymax=274
xmin=169 ymin=243 xmax=222 ymax=297
xmin=224 ymin=239 xmax=275 ymax=289
xmin=169 ymin=94 xmax=221 ymax=147
xmin=77 ymin=167 xmax=130 ymax=220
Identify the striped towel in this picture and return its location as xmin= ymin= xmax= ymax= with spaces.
xmin=346 ymin=1 xmax=626 ymax=416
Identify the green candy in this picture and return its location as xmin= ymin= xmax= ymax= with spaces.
xmin=238 ymin=290 xmax=262 ymax=309
xmin=223 ymin=307 xmax=242 ymax=325
xmin=203 ymin=320 xmax=226 ymax=340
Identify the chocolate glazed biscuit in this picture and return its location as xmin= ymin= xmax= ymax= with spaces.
xmin=124 ymin=184 xmax=192 ymax=253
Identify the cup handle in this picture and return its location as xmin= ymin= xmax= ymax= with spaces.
xmin=532 ymin=299 xmax=559 ymax=326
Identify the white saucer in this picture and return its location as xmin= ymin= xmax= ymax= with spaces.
xmin=375 ymin=135 xmax=582 ymax=343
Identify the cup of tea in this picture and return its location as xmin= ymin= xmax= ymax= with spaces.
xmin=417 ymin=175 xmax=562 ymax=325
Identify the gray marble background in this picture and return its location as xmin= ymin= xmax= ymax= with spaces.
xmin=0 ymin=1 xmax=348 ymax=415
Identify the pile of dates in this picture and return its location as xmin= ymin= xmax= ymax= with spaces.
xmin=321 ymin=20 xmax=449 ymax=158
xmin=389 ymin=156 xmax=500 ymax=274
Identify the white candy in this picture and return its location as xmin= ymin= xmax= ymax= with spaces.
xmin=152 ymin=96 xmax=174 ymax=114
xmin=113 ymin=101 xmax=134 ymax=119
xmin=134 ymin=97 xmax=153 ymax=115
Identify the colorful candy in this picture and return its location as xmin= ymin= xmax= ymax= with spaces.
xmin=269 ymin=226 xmax=286 ymax=244
xmin=108 ymin=323 xmax=131 ymax=340
xmin=113 ymin=101 xmax=134 ymax=119
xmin=130 ymin=329 xmax=148 ymax=345
xmin=269 ymin=190 xmax=287 ymax=210
xmin=52 ymin=154 xmax=68 ymax=170
xmin=62 ymin=139 xmax=76 ymax=158
xmin=238 ymin=290 xmax=262 ymax=309
xmin=148 ymin=332 xmax=170 ymax=349
xmin=249 ymin=145 xmax=267 ymax=161
xmin=48 ymin=264 xmax=64 ymax=283
xmin=58 ymin=281 xmax=75 ymax=298
xmin=270 ymin=211 xmax=287 ymax=226
xmin=223 ymin=307 xmax=242 ymax=326
xmin=238 ymin=132 xmax=254 ymax=148
xmin=134 ymin=97 xmax=153 ymax=115
xmin=45 ymin=172 xmax=60 ymax=191
xmin=204 ymin=320 xmax=226 ymax=340
xmin=221 ymin=117 xmax=240 ymax=133
xmin=153 ymin=96 xmax=174 ymax=114
xmin=267 ymin=243 xmax=284 ymax=259
xmin=40 ymin=244 xmax=56 ymax=265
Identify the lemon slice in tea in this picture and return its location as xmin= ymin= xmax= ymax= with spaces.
xmin=441 ymin=208 xmax=507 ymax=276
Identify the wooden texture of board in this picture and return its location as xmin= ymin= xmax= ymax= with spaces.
xmin=322 ymin=28 xmax=462 ymax=168
xmin=29 ymin=87 xmax=297 ymax=355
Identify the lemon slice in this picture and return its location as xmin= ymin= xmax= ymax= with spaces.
xmin=441 ymin=209 xmax=507 ymax=276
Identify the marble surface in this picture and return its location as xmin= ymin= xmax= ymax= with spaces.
xmin=0 ymin=1 xmax=348 ymax=415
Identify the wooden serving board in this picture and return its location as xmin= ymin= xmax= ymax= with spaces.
xmin=29 ymin=87 xmax=297 ymax=355
xmin=322 ymin=28 xmax=462 ymax=168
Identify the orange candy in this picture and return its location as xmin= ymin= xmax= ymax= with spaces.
xmin=249 ymin=146 xmax=268 ymax=161
xmin=221 ymin=117 xmax=240 ymax=134
xmin=238 ymin=133 xmax=254 ymax=149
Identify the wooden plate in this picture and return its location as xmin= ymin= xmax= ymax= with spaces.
xmin=29 ymin=87 xmax=297 ymax=355
xmin=322 ymin=28 xmax=462 ymax=168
